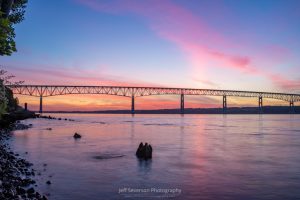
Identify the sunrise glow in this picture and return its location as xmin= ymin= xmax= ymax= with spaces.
xmin=1 ymin=0 xmax=300 ymax=111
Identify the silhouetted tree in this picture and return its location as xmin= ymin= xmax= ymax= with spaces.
xmin=0 ymin=69 xmax=22 ymax=117
xmin=0 ymin=79 xmax=7 ymax=117
xmin=0 ymin=0 xmax=28 ymax=56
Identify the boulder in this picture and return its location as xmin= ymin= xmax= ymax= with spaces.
xmin=27 ymin=187 xmax=35 ymax=194
xmin=73 ymin=133 xmax=81 ymax=139
xmin=145 ymin=144 xmax=152 ymax=159
xmin=16 ymin=187 xmax=26 ymax=195
xmin=136 ymin=142 xmax=144 ymax=158
xmin=136 ymin=142 xmax=152 ymax=160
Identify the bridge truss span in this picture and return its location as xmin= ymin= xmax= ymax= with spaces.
xmin=7 ymin=85 xmax=300 ymax=114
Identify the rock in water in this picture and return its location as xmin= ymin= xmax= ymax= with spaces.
xmin=73 ymin=133 xmax=81 ymax=139
xmin=136 ymin=142 xmax=143 ymax=158
xmin=146 ymin=144 xmax=152 ymax=159
xmin=136 ymin=142 xmax=152 ymax=160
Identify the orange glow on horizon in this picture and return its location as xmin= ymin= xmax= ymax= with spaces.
xmin=15 ymin=94 xmax=294 ymax=112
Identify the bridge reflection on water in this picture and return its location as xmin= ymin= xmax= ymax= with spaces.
xmin=7 ymin=85 xmax=300 ymax=114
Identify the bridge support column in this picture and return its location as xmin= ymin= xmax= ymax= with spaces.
xmin=290 ymin=101 xmax=295 ymax=114
xmin=39 ymin=95 xmax=43 ymax=114
xmin=258 ymin=96 xmax=263 ymax=114
xmin=131 ymin=95 xmax=135 ymax=114
xmin=223 ymin=95 xmax=227 ymax=114
xmin=180 ymin=94 xmax=184 ymax=114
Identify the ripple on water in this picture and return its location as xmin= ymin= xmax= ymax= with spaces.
xmin=91 ymin=153 xmax=125 ymax=160
xmin=143 ymin=123 xmax=175 ymax=126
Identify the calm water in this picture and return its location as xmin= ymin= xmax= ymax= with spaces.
xmin=9 ymin=114 xmax=300 ymax=200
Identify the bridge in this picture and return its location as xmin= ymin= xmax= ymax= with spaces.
xmin=7 ymin=85 xmax=300 ymax=114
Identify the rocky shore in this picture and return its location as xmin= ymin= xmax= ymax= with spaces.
xmin=0 ymin=110 xmax=47 ymax=200
xmin=0 ymin=110 xmax=38 ymax=128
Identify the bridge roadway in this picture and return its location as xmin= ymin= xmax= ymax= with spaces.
xmin=7 ymin=85 xmax=300 ymax=114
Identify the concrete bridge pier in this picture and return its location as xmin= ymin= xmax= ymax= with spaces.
xmin=223 ymin=95 xmax=227 ymax=113
xmin=258 ymin=96 xmax=263 ymax=114
xmin=180 ymin=94 xmax=184 ymax=114
xmin=39 ymin=95 xmax=43 ymax=114
xmin=131 ymin=95 xmax=135 ymax=114
xmin=290 ymin=101 xmax=295 ymax=113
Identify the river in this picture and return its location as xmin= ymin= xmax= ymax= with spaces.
xmin=9 ymin=114 xmax=300 ymax=200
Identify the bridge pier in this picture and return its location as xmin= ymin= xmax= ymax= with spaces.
xmin=258 ymin=96 xmax=263 ymax=114
xmin=39 ymin=95 xmax=43 ymax=114
xmin=131 ymin=95 xmax=135 ymax=114
xmin=180 ymin=94 xmax=184 ymax=114
xmin=290 ymin=101 xmax=295 ymax=114
xmin=223 ymin=95 xmax=227 ymax=113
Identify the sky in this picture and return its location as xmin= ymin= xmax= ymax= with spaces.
xmin=1 ymin=0 xmax=300 ymax=111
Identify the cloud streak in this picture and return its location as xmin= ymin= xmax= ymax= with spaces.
xmin=77 ymin=0 xmax=253 ymax=70
xmin=2 ymin=63 xmax=162 ymax=87
xmin=76 ymin=0 xmax=300 ymax=92
xmin=268 ymin=74 xmax=300 ymax=91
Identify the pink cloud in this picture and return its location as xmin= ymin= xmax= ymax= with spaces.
xmin=193 ymin=78 xmax=219 ymax=88
xmin=209 ymin=50 xmax=252 ymax=70
xmin=76 ymin=0 xmax=247 ymax=70
xmin=268 ymin=73 xmax=300 ymax=91
xmin=75 ymin=0 xmax=300 ymax=92
xmin=2 ymin=63 xmax=162 ymax=87
xmin=76 ymin=0 xmax=275 ymax=91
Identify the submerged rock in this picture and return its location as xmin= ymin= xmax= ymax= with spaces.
xmin=136 ymin=142 xmax=152 ymax=160
xmin=14 ymin=123 xmax=31 ymax=130
xmin=92 ymin=153 xmax=124 ymax=160
xmin=73 ymin=133 xmax=82 ymax=139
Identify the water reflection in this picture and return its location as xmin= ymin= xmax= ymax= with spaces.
xmin=9 ymin=114 xmax=300 ymax=200
xmin=137 ymin=159 xmax=152 ymax=173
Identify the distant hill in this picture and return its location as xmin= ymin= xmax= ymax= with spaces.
xmin=43 ymin=106 xmax=299 ymax=114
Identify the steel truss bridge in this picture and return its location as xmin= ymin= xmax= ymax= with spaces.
xmin=7 ymin=85 xmax=300 ymax=114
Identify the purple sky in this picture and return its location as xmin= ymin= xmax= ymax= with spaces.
xmin=1 ymin=0 xmax=300 ymax=110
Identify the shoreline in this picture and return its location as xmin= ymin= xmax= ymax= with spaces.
xmin=0 ymin=110 xmax=47 ymax=199
xmin=35 ymin=106 xmax=299 ymax=115
xmin=41 ymin=112 xmax=300 ymax=115
xmin=0 ymin=110 xmax=38 ymax=127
